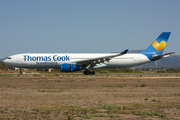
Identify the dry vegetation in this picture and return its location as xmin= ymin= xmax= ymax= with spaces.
xmin=0 ymin=75 xmax=180 ymax=120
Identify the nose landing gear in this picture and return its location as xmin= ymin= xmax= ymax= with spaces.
xmin=19 ymin=68 xmax=22 ymax=75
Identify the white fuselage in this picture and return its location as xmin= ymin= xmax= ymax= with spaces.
xmin=3 ymin=53 xmax=151 ymax=69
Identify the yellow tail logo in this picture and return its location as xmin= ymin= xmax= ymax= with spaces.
xmin=152 ymin=41 xmax=166 ymax=52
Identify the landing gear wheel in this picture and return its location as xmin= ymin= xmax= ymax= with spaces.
xmin=91 ymin=71 xmax=95 ymax=75
xmin=84 ymin=70 xmax=95 ymax=75
xmin=84 ymin=71 xmax=87 ymax=75
xmin=84 ymin=70 xmax=91 ymax=75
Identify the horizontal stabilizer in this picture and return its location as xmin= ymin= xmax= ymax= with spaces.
xmin=152 ymin=52 xmax=176 ymax=60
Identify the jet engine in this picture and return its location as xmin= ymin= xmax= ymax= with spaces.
xmin=61 ymin=64 xmax=81 ymax=72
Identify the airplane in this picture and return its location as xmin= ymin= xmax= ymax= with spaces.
xmin=2 ymin=32 xmax=175 ymax=75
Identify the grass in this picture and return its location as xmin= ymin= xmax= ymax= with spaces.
xmin=68 ymin=115 xmax=74 ymax=120
xmin=0 ymin=75 xmax=179 ymax=119
xmin=46 ymin=110 xmax=51 ymax=114
xmin=144 ymin=98 xmax=148 ymax=100
xmin=0 ymin=113 xmax=16 ymax=119
xmin=163 ymin=118 xmax=178 ymax=120
xmin=0 ymin=74 xmax=13 ymax=77
xmin=33 ymin=74 xmax=42 ymax=76
xmin=1 ymin=101 xmax=179 ymax=119
xmin=99 ymin=105 xmax=121 ymax=111
xmin=102 ymin=85 xmax=126 ymax=88
xmin=77 ymin=114 xmax=121 ymax=118
xmin=152 ymin=99 xmax=161 ymax=102
xmin=0 ymin=110 xmax=4 ymax=113
xmin=140 ymin=84 xmax=146 ymax=87
xmin=31 ymin=104 xmax=169 ymax=119
xmin=34 ymin=105 xmax=70 ymax=111
xmin=38 ymin=89 xmax=65 ymax=93
xmin=98 ymin=104 xmax=166 ymax=117
xmin=135 ymin=111 xmax=165 ymax=118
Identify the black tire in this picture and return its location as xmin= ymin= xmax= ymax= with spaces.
xmin=84 ymin=71 xmax=87 ymax=75
xmin=84 ymin=70 xmax=91 ymax=75
xmin=87 ymin=71 xmax=91 ymax=75
xmin=91 ymin=71 xmax=95 ymax=75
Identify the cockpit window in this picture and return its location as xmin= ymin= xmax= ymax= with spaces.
xmin=3 ymin=57 xmax=11 ymax=60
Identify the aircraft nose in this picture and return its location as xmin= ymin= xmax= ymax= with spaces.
xmin=2 ymin=57 xmax=11 ymax=65
xmin=2 ymin=59 xmax=7 ymax=64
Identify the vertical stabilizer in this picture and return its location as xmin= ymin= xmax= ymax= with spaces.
xmin=141 ymin=32 xmax=171 ymax=55
xmin=140 ymin=32 xmax=171 ymax=61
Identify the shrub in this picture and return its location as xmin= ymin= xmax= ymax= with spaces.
xmin=140 ymin=84 xmax=145 ymax=87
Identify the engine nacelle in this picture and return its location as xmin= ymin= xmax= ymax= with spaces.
xmin=61 ymin=64 xmax=81 ymax=72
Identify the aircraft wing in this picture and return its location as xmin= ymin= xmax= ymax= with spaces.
xmin=75 ymin=49 xmax=128 ymax=66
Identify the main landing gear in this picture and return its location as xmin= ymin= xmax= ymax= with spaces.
xmin=83 ymin=64 xmax=95 ymax=75
xmin=84 ymin=70 xmax=95 ymax=75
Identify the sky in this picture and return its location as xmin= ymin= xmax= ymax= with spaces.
xmin=0 ymin=0 xmax=180 ymax=58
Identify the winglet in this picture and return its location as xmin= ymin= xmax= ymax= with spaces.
xmin=120 ymin=49 xmax=129 ymax=55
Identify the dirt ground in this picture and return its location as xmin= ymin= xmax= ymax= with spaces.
xmin=0 ymin=75 xmax=180 ymax=120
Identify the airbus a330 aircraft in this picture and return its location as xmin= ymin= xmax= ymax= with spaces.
xmin=3 ymin=32 xmax=175 ymax=75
